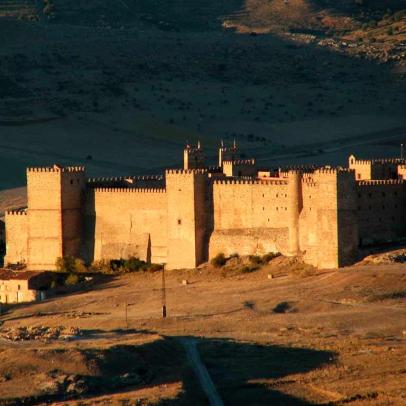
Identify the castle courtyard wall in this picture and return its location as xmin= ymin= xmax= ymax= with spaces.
xmin=209 ymin=179 xmax=290 ymax=257
xmin=88 ymin=188 xmax=168 ymax=264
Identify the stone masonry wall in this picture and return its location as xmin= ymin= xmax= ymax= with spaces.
xmin=88 ymin=188 xmax=167 ymax=264
xmin=27 ymin=169 xmax=63 ymax=270
xmin=356 ymin=180 xmax=406 ymax=245
xmin=209 ymin=179 xmax=290 ymax=258
xmin=4 ymin=211 xmax=28 ymax=266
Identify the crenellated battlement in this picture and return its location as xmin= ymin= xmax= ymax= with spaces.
xmin=357 ymin=179 xmax=405 ymax=186
xmin=27 ymin=165 xmax=85 ymax=173
xmin=214 ymin=179 xmax=288 ymax=185
xmin=166 ymin=169 xmax=208 ymax=175
xmin=6 ymin=208 xmax=27 ymax=216
xmin=223 ymin=159 xmax=255 ymax=165
xmin=88 ymin=175 xmax=163 ymax=183
xmin=94 ymin=187 xmax=166 ymax=193
xmin=316 ymin=167 xmax=354 ymax=174
xmin=352 ymin=158 xmax=406 ymax=165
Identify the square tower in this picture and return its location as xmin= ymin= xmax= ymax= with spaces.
xmin=26 ymin=165 xmax=86 ymax=270
xmin=166 ymin=169 xmax=207 ymax=269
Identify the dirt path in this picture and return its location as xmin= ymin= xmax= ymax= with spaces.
xmin=179 ymin=338 xmax=224 ymax=406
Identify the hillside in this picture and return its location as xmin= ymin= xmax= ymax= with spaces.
xmin=0 ymin=261 xmax=405 ymax=404
xmin=0 ymin=1 xmax=405 ymax=189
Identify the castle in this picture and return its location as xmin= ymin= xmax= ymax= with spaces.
xmin=4 ymin=143 xmax=406 ymax=270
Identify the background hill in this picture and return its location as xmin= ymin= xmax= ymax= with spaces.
xmin=0 ymin=0 xmax=405 ymax=189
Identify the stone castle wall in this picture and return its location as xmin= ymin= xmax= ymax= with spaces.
xmin=209 ymin=179 xmax=291 ymax=258
xmin=5 ymin=154 xmax=406 ymax=271
xmin=4 ymin=210 xmax=28 ymax=266
xmin=356 ymin=180 xmax=406 ymax=245
xmin=86 ymin=187 xmax=167 ymax=264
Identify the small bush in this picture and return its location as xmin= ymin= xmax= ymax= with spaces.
xmin=124 ymin=256 xmax=148 ymax=272
xmin=74 ymin=258 xmax=88 ymax=273
xmin=92 ymin=256 xmax=161 ymax=273
xmin=240 ymin=265 xmax=259 ymax=274
xmin=248 ymin=255 xmax=263 ymax=265
xmin=56 ymin=256 xmax=76 ymax=273
xmin=211 ymin=253 xmax=227 ymax=268
xmin=65 ymin=273 xmax=79 ymax=286
xmin=90 ymin=260 xmax=112 ymax=274
xmin=262 ymin=252 xmax=281 ymax=262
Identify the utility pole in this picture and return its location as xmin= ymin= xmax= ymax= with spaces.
xmin=124 ymin=299 xmax=128 ymax=330
xmin=162 ymin=267 xmax=167 ymax=318
xmin=401 ymin=143 xmax=404 ymax=160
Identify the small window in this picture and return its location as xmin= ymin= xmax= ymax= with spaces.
xmin=70 ymin=179 xmax=73 ymax=185
xmin=394 ymin=191 xmax=398 ymax=196
xmin=262 ymin=194 xmax=264 ymax=198
xmin=369 ymin=205 xmax=372 ymax=210
xmin=358 ymin=206 xmax=361 ymax=211
xmin=382 ymin=205 xmax=385 ymax=210
xmin=368 ymin=193 xmax=372 ymax=197
xmin=17 ymin=285 xmax=21 ymax=290
xmin=382 ymin=192 xmax=386 ymax=197
xmin=177 ymin=219 xmax=182 ymax=225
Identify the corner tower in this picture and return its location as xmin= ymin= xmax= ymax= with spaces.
xmin=26 ymin=165 xmax=86 ymax=270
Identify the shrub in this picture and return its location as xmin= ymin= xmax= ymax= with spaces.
xmin=90 ymin=260 xmax=112 ymax=274
xmin=248 ymin=255 xmax=262 ymax=265
xmin=56 ymin=256 xmax=76 ymax=273
xmin=262 ymin=252 xmax=281 ymax=262
xmin=124 ymin=256 xmax=148 ymax=272
xmin=65 ymin=273 xmax=79 ymax=286
xmin=74 ymin=258 xmax=88 ymax=273
xmin=240 ymin=265 xmax=259 ymax=274
xmin=211 ymin=253 xmax=227 ymax=268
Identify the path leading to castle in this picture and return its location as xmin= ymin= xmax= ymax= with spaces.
xmin=180 ymin=338 xmax=224 ymax=406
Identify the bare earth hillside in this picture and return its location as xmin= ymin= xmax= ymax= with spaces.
xmin=0 ymin=260 xmax=405 ymax=404
xmin=0 ymin=1 xmax=405 ymax=188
